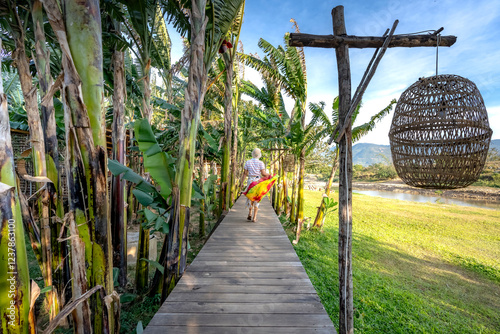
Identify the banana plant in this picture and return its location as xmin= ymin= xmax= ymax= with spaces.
xmin=166 ymin=0 xmax=245 ymax=301
xmin=0 ymin=1 xmax=60 ymax=319
xmin=0 ymin=41 xmax=30 ymax=334
xmin=118 ymin=0 xmax=187 ymax=122
xmin=42 ymin=0 xmax=115 ymax=331
xmin=240 ymin=29 xmax=308 ymax=226
xmin=218 ymin=0 xmax=245 ymax=211
xmin=311 ymin=97 xmax=397 ymax=228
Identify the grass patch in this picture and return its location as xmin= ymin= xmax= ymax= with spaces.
xmin=286 ymin=190 xmax=500 ymax=333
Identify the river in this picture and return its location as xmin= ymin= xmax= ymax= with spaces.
xmin=353 ymin=189 xmax=500 ymax=210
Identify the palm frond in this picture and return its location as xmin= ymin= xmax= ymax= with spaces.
xmin=150 ymin=5 xmax=172 ymax=76
xmin=159 ymin=0 xmax=190 ymax=37
xmin=352 ymin=98 xmax=396 ymax=142
xmin=238 ymin=52 xmax=288 ymax=90
xmin=240 ymin=80 xmax=273 ymax=108
xmin=308 ymin=101 xmax=331 ymax=128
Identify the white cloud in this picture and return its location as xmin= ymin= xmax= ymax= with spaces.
xmin=488 ymin=106 xmax=500 ymax=139
xmin=167 ymin=0 xmax=500 ymax=147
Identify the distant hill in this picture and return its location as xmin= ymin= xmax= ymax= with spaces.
xmin=352 ymin=143 xmax=392 ymax=167
xmin=352 ymin=139 xmax=500 ymax=167
xmin=490 ymin=139 xmax=500 ymax=153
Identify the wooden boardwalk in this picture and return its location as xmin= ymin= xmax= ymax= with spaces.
xmin=144 ymin=197 xmax=336 ymax=333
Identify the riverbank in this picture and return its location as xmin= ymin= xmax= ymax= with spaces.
xmin=352 ymin=180 xmax=500 ymax=202
xmin=286 ymin=190 xmax=500 ymax=333
xmin=303 ymin=174 xmax=500 ymax=202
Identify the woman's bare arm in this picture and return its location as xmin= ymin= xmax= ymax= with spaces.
xmin=240 ymin=169 xmax=248 ymax=189
xmin=260 ymin=168 xmax=270 ymax=178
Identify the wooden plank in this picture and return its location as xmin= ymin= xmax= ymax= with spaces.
xmin=176 ymin=277 xmax=313 ymax=286
xmin=193 ymin=255 xmax=300 ymax=262
xmin=171 ymin=284 xmax=317 ymax=294
xmin=157 ymin=302 xmax=327 ymax=314
xmin=197 ymin=250 xmax=295 ymax=255
xmin=191 ymin=261 xmax=303 ymax=267
xmin=166 ymin=293 xmax=321 ymax=303
xmin=185 ymin=265 xmax=307 ymax=273
xmin=148 ymin=313 xmax=334 ymax=327
xmin=181 ymin=271 xmax=309 ymax=279
xmin=145 ymin=326 xmax=335 ymax=334
xmin=144 ymin=197 xmax=336 ymax=333
xmin=196 ymin=245 xmax=292 ymax=251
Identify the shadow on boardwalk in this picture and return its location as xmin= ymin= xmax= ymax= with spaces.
xmin=144 ymin=196 xmax=337 ymax=334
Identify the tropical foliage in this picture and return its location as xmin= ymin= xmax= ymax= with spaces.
xmin=0 ymin=1 xmax=396 ymax=332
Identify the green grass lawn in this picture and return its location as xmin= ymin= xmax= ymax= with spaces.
xmin=285 ymin=190 xmax=500 ymax=334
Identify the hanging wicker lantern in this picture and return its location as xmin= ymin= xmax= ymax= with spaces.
xmin=389 ymin=74 xmax=492 ymax=189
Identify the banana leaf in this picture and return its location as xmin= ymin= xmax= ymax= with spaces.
xmin=134 ymin=119 xmax=176 ymax=200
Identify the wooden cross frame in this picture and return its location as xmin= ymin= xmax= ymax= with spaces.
xmin=289 ymin=6 xmax=456 ymax=334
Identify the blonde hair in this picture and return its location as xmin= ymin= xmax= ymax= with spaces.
xmin=252 ymin=148 xmax=262 ymax=159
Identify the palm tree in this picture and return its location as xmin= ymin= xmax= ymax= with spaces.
xmin=312 ymin=97 xmax=397 ymax=228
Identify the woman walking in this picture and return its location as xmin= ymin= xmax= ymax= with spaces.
xmin=240 ymin=148 xmax=269 ymax=222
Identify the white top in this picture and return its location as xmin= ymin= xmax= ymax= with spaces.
xmin=244 ymin=158 xmax=265 ymax=177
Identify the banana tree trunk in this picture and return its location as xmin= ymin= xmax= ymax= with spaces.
xmin=289 ymin=161 xmax=298 ymax=223
xmin=135 ymin=214 xmax=150 ymax=292
xmin=283 ymin=169 xmax=289 ymax=215
xmin=199 ymin=149 xmax=206 ymax=238
xmin=0 ymin=56 xmax=30 ymax=334
xmin=32 ymin=0 xmax=69 ymax=312
xmin=111 ymin=38 xmax=127 ymax=288
xmin=148 ymin=230 xmax=169 ymax=297
xmin=12 ymin=10 xmax=58 ymax=320
xmin=141 ymin=56 xmax=152 ymax=122
xmin=276 ymin=153 xmax=283 ymax=215
xmin=313 ymin=148 xmax=339 ymax=228
xmin=280 ymin=155 xmax=286 ymax=214
xmin=293 ymin=149 xmax=305 ymax=244
xmin=229 ymin=87 xmax=239 ymax=206
xmin=44 ymin=0 xmax=114 ymax=331
xmin=219 ymin=52 xmax=233 ymax=213
xmin=211 ymin=161 xmax=218 ymax=216
xmin=163 ymin=0 xmax=208 ymax=300
xmin=127 ymin=128 xmax=137 ymax=228
xmin=64 ymin=1 xmax=113 ymax=331
xmin=270 ymin=152 xmax=276 ymax=209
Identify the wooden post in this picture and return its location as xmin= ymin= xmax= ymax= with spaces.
xmin=288 ymin=7 xmax=456 ymax=334
xmin=333 ymin=6 xmax=354 ymax=334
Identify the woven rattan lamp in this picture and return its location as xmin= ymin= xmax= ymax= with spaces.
xmin=389 ymin=74 xmax=493 ymax=189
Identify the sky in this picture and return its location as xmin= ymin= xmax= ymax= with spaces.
xmin=169 ymin=0 xmax=500 ymax=145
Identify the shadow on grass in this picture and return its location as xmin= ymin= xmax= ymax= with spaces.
xmin=288 ymin=227 xmax=500 ymax=334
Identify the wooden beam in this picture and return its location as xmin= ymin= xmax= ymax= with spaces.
xmin=332 ymin=20 xmax=398 ymax=144
xmin=289 ymin=32 xmax=456 ymax=49
xmin=332 ymin=6 xmax=354 ymax=334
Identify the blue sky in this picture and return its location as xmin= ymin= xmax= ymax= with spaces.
xmin=170 ymin=0 xmax=500 ymax=145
